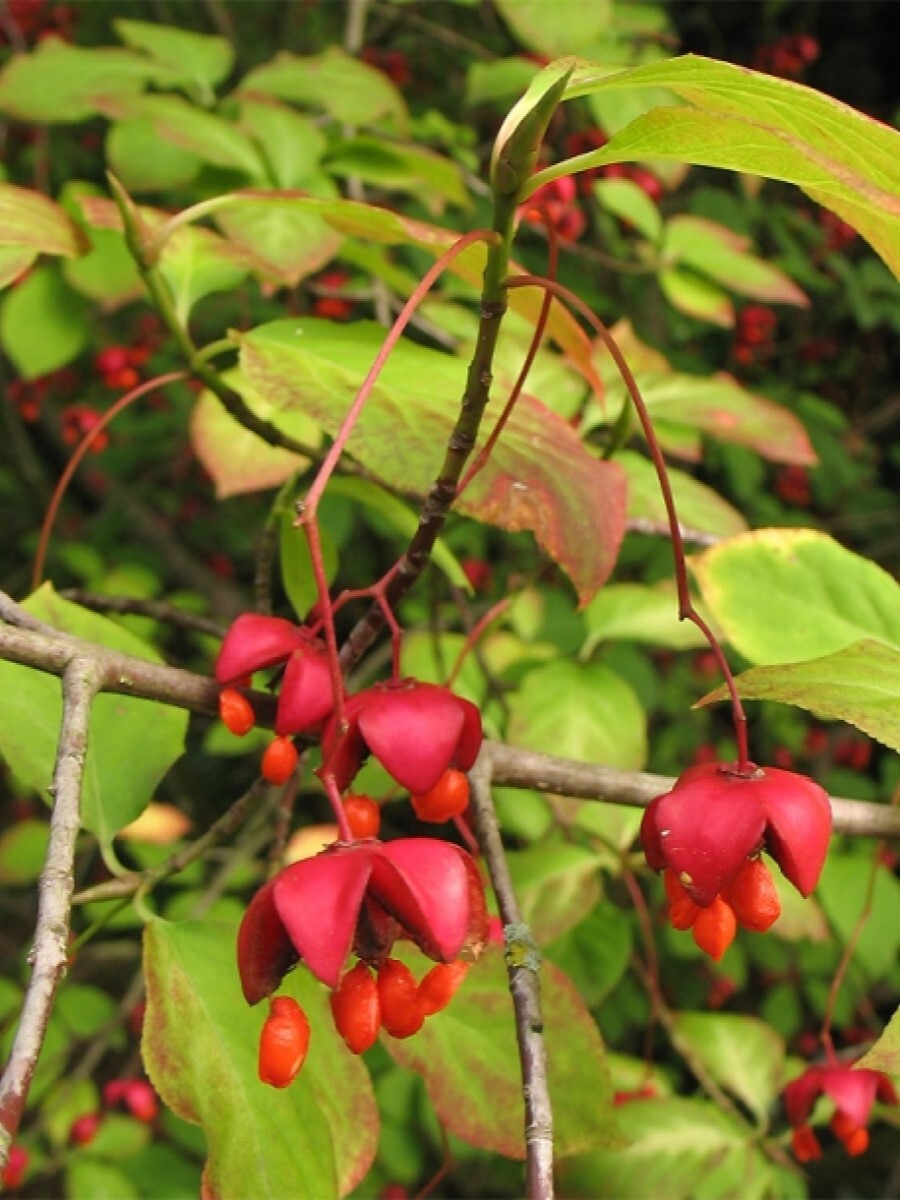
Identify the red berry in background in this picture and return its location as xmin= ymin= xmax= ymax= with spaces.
xmin=775 ymin=465 xmax=812 ymax=507
xmin=219 ymin=686 xmax=256 ymax=736
xmin=411 ymin=768 xmax=470 ymax=823
xmin=833 ymin=736 xmax=872 ymax=771
xmin=102 ymin=1078 xmax=159 ymax=1123
xmin=343 ymin=794 xmax=381 ymax=839
xmin=418 ymin=960 xmax=469 ymax=1016
xmin=331 ymin=961 xmax=381 ymax=1054
xmin=691 ymin=896 xmax=736 ymax=961
xmin=377 ymin=959 xmax=424 ymax=1039
xmin=69 ymin=1112 xmax=102 ymax=1145
xmin=261 ymin=736 xmax=299 ymax=785
xmin=258 ymin=995 xmax=311 ymax=1088
xmin=725 ymin=857 xmax=782 ymax=932
xmin=1 ymin=1144 xmax=28 ymax=1190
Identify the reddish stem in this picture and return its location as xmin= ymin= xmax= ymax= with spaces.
xmin=295 ymin=230 xmax=495 ymax=726
xmin=32 ymin=371 xmax=188 ymax=591
xmin=446 ymin=597 xmax=512 ymax=689
xmin=322 ymin=771 xmax=354 ymax=844
xmin=505 ymin=273 xmax=751 ymax=771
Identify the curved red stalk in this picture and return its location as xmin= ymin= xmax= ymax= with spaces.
xmin=32 ymin=371 xmax=189 ymax=592
xmin=506 ymin=273 xmax=751 ymax=771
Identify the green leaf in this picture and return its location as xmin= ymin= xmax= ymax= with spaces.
xmin=158 ymin=225 xmax=250 ymax=325
xmin=384 ymin=945 xmax=616 ymax=1158
xmin=143 ymin=919 xmax=377 ymax=1198
xmin=241 ymin=47 xmax=408 ymax=133
xmin=673 ymin=1012 xmax=785 ymax=1124
xmin=106 ymin=117 xmax=202 ymax=192
xmin=239 ymin=319 xmax=626 ymax=605
xmin=0 ymin=264 xmax=90 ymax=377
xmin=0 ymin=244 xmax=36 ymax=289
xmin=326 ymin=137 xmax=469 ymax=211
xmin=546 ymin=901 xmax=633 ymax=1008
xmin=213 ymin=195 xmax=343 ymax=287
xmin=660 ymin=266 xmax=733 ymax=327
xmin=0 ymin=820 xmax=49 ymax=886
xmin=466 ymin=58 xmax=540 ymax=108
xmin=618 ymin=450 xmax=747 ymax=539
xmin=493 ymin=0 xmax=613 ymax=58
xmin=56 ymin=982 xmax=118 ymax=1039
xmin=855 ymin=1006 xmax=900 ymax=1079
xmin=691 ymin=528 xmax=900 ymax=664
xmin=816 ymin=853 xmax=900 ymax=982
xmin=557 ymin=1096 xmax=763 ymax=1199
xmin=699 ymin=639 xmax=900 ymax=751
xmin=0 ymin=183 xmax=88 ymax=259
xmin=0 ymin=584 xmax=188 ymax=853
xmin=0 ymin=38 xmax=176 ymax=123
xmin=190 ymin=368 xmax=318 ymax=498
xmin=113 ymin=19 xmax=233 ymax=103
xmin=507 ymin=660 xmax=647 ymax=770
xmin=583 ymin=583 xmax=709 ymax=653
xmin=238 ymin=100 xmax=327 ymax=190
xmin=507 ymin=839 xmax=604 ymax=943
xmin=663 ymin=216 xmax=808 ymax=306
xmin=65 ymin=1159 xmax=141 ymax=1200
xmin=59 ymin=182 xmax=142 ymax=308
xmin=593 ymin=177 xmax=662 ymax=243
xmin=280 ymin=507 xmax=338 ymax=622
xmin=325 ymin=476 xmax=471 ymax=594
xmin=101 ymin=94 xmax=267 ymax=179
xmin=543 ymin=54 xmax=900 ymax=278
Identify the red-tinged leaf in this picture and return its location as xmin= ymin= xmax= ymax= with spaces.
xmin=213 ymin=199 xmax=343 ymax=287
xmin=239 ymin=319 xmax=625 ymax=603
xmin=143 ymin=918 xmax=378 ymax=1198
xmin=384 ymin=945 xmax=617 ymax=1158
xmin=592 ymin=324 xmax=816 ymax=466
xmin=0 ymin=183 xmax=88 ymax=259
xmin=663 ymin=216 xmax=808 ymax=307
xmin=190 ymin=369 xmax=319 ymax=498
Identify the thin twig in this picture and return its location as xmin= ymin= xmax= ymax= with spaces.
xmin=0 ymin=657 xmax=104 ymax=1165
xmin=469 ymin=751 xmax=554 ymax=1200
xmin=59 ymin=590 xmax=226 ymax=638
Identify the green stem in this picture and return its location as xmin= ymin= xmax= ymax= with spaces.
xmin=108 ymin=175 xmax=322 ymax=462
xmin=338 ymin=201 xmax=518 ymax=672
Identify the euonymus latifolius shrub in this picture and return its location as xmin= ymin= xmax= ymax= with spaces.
xmin=0 ymin=2 xmax=898 ymax=1198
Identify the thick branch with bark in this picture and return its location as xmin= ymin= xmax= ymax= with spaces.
xmin=0 ymin=657 xmax=103 ymax=1160
xmin=1 ymin=599 xmax=896 ymax=838
xmin=470 ymin=752 xmax=554 ymax=1200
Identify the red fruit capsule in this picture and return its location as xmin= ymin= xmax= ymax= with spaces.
xmin=418 ymin=960 xmax=468 ymax=1017
xmin=411 ymin=768 xmax=470 ymax=823
xmin=331 ymin=962 xmax=380 ymax=1054
xmin=219 ymin=686 xmax=255 ymax=736
xmin=343 ymin=794 xmax=381 ymax=839
xmin=262 ymin=736 xmax=298 ymax=785
xmin=831 ymin=1110 xmax=869 ymax=1156
xmin=691 ymin=896 xmax=737 ymax=961
xmin=259 ymin=996 xmax=310 ymax=1088
xmin=791 ymin=1125 xmax=822 ymax=1163
xmin=377 ymin=959 xmax=424 ymax=1039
